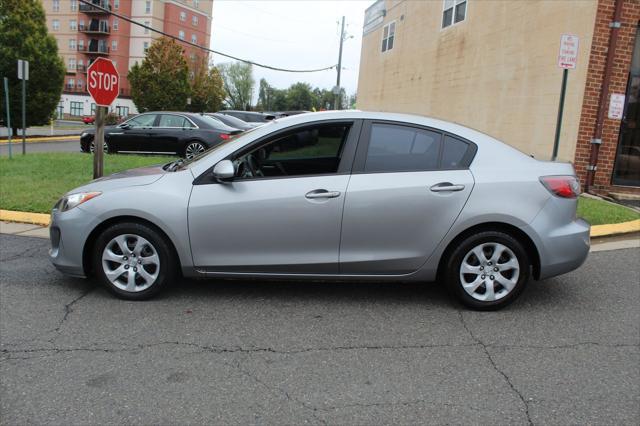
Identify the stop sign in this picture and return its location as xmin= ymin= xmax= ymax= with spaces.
xmin=87 ymin=58 xmax=119 ymax=107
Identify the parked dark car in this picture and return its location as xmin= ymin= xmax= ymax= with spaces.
xmin=80 ymin=112 xmax=242 ymax=159
xmin=218 ymin=110 xmax=276 ymax=123
xmin=205 ymin=113 xmax=260 ymax=131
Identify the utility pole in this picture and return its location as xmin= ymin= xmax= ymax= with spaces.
xmin=334 ymin=16 xmax=345 ymax=110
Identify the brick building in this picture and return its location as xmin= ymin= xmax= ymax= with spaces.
xmin=42 ymin=0 xmax=213 ymax=119
xmin=357 ymin=0 xmax=640 ymax=195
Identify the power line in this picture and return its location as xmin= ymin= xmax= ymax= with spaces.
xmin=76 ymin=0 xmax=336 ymax=73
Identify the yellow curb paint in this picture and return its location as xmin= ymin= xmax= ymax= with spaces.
xmin=0 ymin=135 xmax=79 ymax=144
xmin=0 ymin=210 xmax=638 ymax=238
xmin=0 ymin=210 xmax=50 ymax=226
xmin=591 ymin=219 xmax=640 ymax=238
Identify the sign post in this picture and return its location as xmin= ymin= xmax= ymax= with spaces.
xmin=553 ymin=34 xmax=579 ymax=161
xmin=18 ymin=59 xmax=28 ymax=155
xmin=86 ymin=58 xmax=119 ymax=179
xmin=3 ymin=77 xmax=12 ymax=159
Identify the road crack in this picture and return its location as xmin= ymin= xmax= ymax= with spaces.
xmin=458 ymin=311 xmax=533 ymax=426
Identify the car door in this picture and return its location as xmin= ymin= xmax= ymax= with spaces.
xmin=188 ymin=120 xmax=361 ymax=274
xmin=107 ymin=113 xmax=156 ymax=152
xmin=340 ymin=121 xmax=476 ymax=275
xmin=150 ymin=114 xmax=195 ymax=154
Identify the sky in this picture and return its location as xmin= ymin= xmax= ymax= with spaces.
xmin=209 ymin=0 xmax=370 ymax=100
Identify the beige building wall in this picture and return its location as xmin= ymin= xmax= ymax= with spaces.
xmin=43 ymin=0 xmax=79 ymax=76
xmin=357 ymin=0 xmax=598 ymax=161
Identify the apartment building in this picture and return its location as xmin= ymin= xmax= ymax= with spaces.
xmin=43 ymin=0 xmax=213 ymax=119
xmin=357 ymin=0 xmax=640 ymax=195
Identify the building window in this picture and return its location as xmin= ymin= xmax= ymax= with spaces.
xmin=145 ymin=1 xmax=151 ymax=13
xmin=70 ymin=0 xmax=77 ymax=11
xmin=68 ymin=58 xmax=76 ymax=70
xmin=70 ymin=101 xmax=83 ymax=116
xmin=113 ymin=18 xmax=119 ymax=31
xmin=190 ymin=52 xmax=196 ymax=62
xmin=91 ymin=103 xmax=96 ymax=114
xmin=143 ymin=41 xmax=149 ymax=53
xmin=191 ymin=34 xmax=197 ymax=44
xmin=77 ymin=79 xmax=83 ymax=89
xmin=78 ymin=39 xmax=84 ymax=50
xmin=116 ymin=106 xmax=129 ymax=117
xmin=52 ymin=19 xmax=60 ymax=31
xmin=144 ymin=21 xmax=150 ymax=34
xmin=194 ymin=0 xmax=199 ymax=8
xmin=381 ymin=21 xmax=395 ymax=52
xmin=69 ymin=20 xmax=77 ymax=31
xmin=114 ymin=0 xmax=120 ymax=9
xmin=69 ymin=39 xmax=76 ymax=50
xmin=192 ymin=15 xmax=198 ymax=26
xmin=52 ymin=0 xmax=59 ymax=12
xmin=111 ymin=40 xmax=117 ymax=51
xmin=180 ymin=11 xmax=186 ymax=21
xmin=179 ymin=30 xmax=185 ymax=40
xmin=442 ymin=0 xmax=467 ymax=28
xmin=112 ymin=60 xmax=117 ymax=68
xmin=67 ymin=78 xmax=75 ymax=90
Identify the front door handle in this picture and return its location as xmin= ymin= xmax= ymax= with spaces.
xmin=430 ymin=182 xmax=465 ymax=192
xmin=305 ymin=189 xmax=341 ymax=199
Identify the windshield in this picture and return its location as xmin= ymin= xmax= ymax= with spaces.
xmin=199 ymin=115 xmax=237 ymax=131
xmin=179 ymin=121 xmax=273 ymax=168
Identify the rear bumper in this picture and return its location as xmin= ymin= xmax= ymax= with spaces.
xmin=523 ymin=197 xmax=590 ymax=280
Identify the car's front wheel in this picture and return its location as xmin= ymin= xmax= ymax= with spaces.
xmin=93 ymin=222 xmax=177 ymax=300
xmin=445 ymin=231 xmax=530 ymax=310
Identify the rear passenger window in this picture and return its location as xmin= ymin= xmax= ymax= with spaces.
xmin=159 ymin=115 xmax=189 ymax=128
xmin=365 ymin=124 xmax=441 ymax=172
xmin=442 ymin=135 xmax=469 ymax=169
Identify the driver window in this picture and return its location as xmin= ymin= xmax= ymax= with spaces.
xmin=126 ymin=114 xmax=156 ymax=128
xmin=235 ymin=123 xmax=351 ymax=179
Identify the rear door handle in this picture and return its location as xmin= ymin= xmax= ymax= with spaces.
xmin=305 ymin=189 xmax=341 ymax=199
xmin=430 ymin=182 xmax=465 ymax=192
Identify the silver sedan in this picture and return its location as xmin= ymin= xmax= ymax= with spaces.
xmin=49 ymin=111 xmax=590 ymax=310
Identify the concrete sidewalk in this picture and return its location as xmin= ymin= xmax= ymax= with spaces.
xmin=0 ymin=221 xmax=50 ymax=239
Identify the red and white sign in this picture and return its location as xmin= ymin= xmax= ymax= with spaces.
xmin=608 ymin=93 xmax=625 ymax=120
xmin=558 ymin=34 xmax=579 ymax=69
xmin=87 ymin=58 xmax=119 ymax=107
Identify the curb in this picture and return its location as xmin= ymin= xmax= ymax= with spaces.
xmin=1 ymin=209 xmax=639 ymax=238
xmin=0 ymin=210 xmax=50 ymax=226
xmin=0 ymin=135 xmax=79 ymax=144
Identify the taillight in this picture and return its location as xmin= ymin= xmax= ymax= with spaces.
xmin=220 ymin=133 xmax=230 ymax=140
xmin=540 ymin=176 xmax=580 ymax=198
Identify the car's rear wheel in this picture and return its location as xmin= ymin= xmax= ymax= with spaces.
xmin=184 ymin=141 xmax=206 ymax=159
xmin=93 ymin=222 xmax=176 ymax=300
xmin=445 ymin=231 xmax=530 ymax=310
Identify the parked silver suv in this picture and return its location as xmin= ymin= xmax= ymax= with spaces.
xmin=49 ymin=111 xmax=590 ymax=310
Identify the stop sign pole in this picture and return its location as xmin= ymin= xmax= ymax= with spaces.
xmin=86 ymin=58 xmax=119 ymax=178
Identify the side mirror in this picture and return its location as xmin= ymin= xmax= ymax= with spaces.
xmin=119 ymin=123 xmax=131 ymax=130
xmin=212 ymin=160 xmax=235 ymax=182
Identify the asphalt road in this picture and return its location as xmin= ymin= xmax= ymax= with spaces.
xmin=0 ymin=139 xmax=80 ymax=156
xmin=1 ymin=234 xmax=638 ymax=425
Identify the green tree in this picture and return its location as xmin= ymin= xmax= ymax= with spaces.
xmin=187 ymin=56 xmax=225 ymax=112
xmin=312 ymin=88 xmax=335 ymax=110
xmin=257 ymin=78 xmax=273 ymax=111
xmin=270 ymin=88 xmax=288 ymax=111
xmin=0 ymin=0 xmax=64 ymax=135
xmin=285 ymin=82 xmax=315 ymax=110
xmin=218 ymin=62 xmax=254 ymax=110
xmin=128 ymin=37 xmax=190 ymax=112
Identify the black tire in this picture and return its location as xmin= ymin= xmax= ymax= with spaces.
xmin=445 ymin=231 xmax=530 ymax=311
xmin=93 ymin=222 xmax=177 ymax=300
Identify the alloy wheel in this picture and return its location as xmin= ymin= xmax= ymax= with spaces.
xmin=459 ymin=242 xmax=520 ymax=302
xmin=101 ymin=234 xmax=160 ymax=292
xmin=185 ymin=142 xmax=205 ymax=159
xmin=90 ymin=141 xmax=108 ymax=153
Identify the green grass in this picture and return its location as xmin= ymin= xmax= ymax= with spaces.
xmin=577 ymin=196 xmax=640 ymax=225
xmin=0 ymin=153 xmax=175 ymax=213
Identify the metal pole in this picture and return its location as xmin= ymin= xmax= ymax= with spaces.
xmin=552 ymin=68 xmax=568 ymax=161
xmin=334 ymin=16 xmax=345 ymax=110
xmin=93 ymin=106 xmax=105 ymax=179
xmin=21 ymin=62 xmax=26 ymax=155
xmin=3 ymin=77 xmax=11 ymax=159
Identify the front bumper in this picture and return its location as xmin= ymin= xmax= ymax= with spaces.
xmin=49 ymin=206 xmax=100 ymax=278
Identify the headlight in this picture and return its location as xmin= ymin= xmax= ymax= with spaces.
xmin=56 ymin=192 xmax=101 ymax=212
